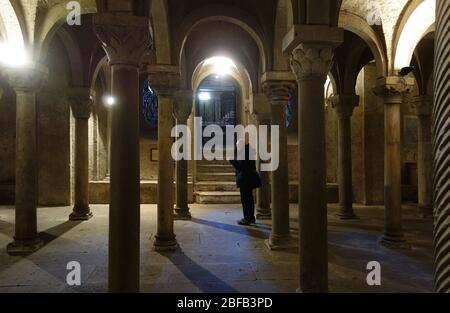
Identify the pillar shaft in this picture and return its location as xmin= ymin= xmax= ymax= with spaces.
xmin=373 ymin=76 xmax=413 ymax=249
xmin=298 ymin=76 xmax=328 ymax=291
xmin=433 ymin=0 xmax=450 ymax=293
xmin=331 ymin=95 xmax=359 ymax=219
xmin=255 ymin=116 xmax=271 ymax=219
xmin=411 ymin=96 xmax=433 ymax=217
xmin=3 ymin=65 xmax=48 ymax=255
xmin=173 ymin=90 xmax=193 ymax=220
xmin=149 ymin=68 xmax=180 ymax=251
xmin=69 ymin=88 xmax=94 ymax=220
xmin=288 ymin=26 xmax=344 ymax=292
xmin=263 ymin=80 xmax=295 ymax=250
xmin=155 ymin=94 xmax=177 ymax=249
xmin=94 ymin=13 xmax=151 ymax=293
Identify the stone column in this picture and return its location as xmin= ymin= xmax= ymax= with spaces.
xmin=69 ymin=88 xmax=94 ymax=220
xmin=93 ymin=13 xmax=151 ymax=293
xmin=149 ymin=67 xmax=179 ymax=251
xmin=433 ymin=0 xmax=450 ymax=293
xmin=173 ymin=90 xmax=193 ymax=220
xmin=263 ymin=79 xmax=296 ymax=250
xmin=254 ymin=112 xmax=271 ymax=220
xmin=410 ymin=95 xmax=433 ymax=217
xmin=287 ymin=25 xmax=343 ymax=292
xmin=2 ymin=64 xmax=48 ymax=255
xmin=331 ymin=94 xmax=359 ymax=219
xmin=373 ymin=76 xmax=412 ymax=249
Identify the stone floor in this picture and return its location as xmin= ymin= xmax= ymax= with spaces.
xmin=0 ymin=203 xmax=434 ymax=293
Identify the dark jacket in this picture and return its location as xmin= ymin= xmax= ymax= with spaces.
xmin=229 ymin=144 xmax=262 ymax=189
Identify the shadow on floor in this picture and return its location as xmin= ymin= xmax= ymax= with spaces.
xmin=0 ymin=219 xmax=14 ymax=238
xmin=191 ymin=217 xmax=269 ymax=240
xmin=39 ymin=221 xmax=83 ymax=246
xmin=159 ymin=248 xmax=238 ymax=293
xmin=0 ymin=220 xmax=83 ymax=260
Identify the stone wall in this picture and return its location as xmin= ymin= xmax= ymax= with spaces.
xmin=37 ymin=36 xmax=72 ymax=206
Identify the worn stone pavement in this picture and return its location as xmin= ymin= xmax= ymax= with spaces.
xmin=0 ymin=204 xmax=434 ymax=293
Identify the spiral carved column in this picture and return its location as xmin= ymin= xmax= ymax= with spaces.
xmin=433 ymin=0 xmax=450 ymax=293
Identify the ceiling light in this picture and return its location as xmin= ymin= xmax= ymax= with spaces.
xmin=204 ymin=57 xmax=236 ymax=76
xmin=104 ymin=95 xmax=115 ymax=106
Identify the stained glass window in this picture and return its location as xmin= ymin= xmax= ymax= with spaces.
xmin=142 ymin=79 xmax=158 ymax=127
xmin=286 ymin=94 xmax=293 ymax=128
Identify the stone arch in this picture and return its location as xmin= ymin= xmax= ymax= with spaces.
xmin=339 ymin=11 xmax=387 ymax=77
xmin=175 ymin=4 xmax=270 ymax=73
xmin=191 ymin=56 xmax=253 ymax=126
xmin=35 ymin=0 xmax=97 ymax=61
xmin=191 ymin=57 xmax=253 ymax=101
xmin=53 ymin=28 xmax=84 ymax=87
xmin=393 ymin=0 xmax=436 ymax=71
xmin=90 ymin=55 xmax=109 ymax=92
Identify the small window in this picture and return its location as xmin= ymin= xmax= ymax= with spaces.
xmin=142 ymin=79 xmax=158 ymax=128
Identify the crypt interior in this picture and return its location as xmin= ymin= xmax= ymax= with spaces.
xmin=0 ymin=0 xmax=449 ymax=293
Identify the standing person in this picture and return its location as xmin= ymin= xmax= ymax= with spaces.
xmin=230 ymin=139 xmax=262 ymax=225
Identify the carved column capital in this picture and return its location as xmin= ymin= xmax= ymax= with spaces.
xmin=262 ymin=80 xmax=296 ymax=106
xmin=1 ymin=63 xmax=48 ymax=92
xmin=372 ymin=76 xmax=414 ymax=104
xmin=93 ymin=13 xmax=151 ymax=67
xmin=330 ymin=94 xmax=360 ymax=118
xmin=290 ymin=44 xmax=335 ymax=81
xmin=148 ymin=66 xmax=181 ymax=97
xmin=173 ymin=90 xmax=193 ymax=121
xmin=69 ymin=88 xmax=95 ymax=119
xmin=410 ymin=95 xmax=433 ymax=116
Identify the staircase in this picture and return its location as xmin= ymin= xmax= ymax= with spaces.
xmin=194 ymin=158 xmax=241 ymax=204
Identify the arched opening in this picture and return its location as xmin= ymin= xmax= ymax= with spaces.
xmin=190 ymin=55 xmax=251 ymax=204
xmin=196 ymin=74 xmax=239 ymax=148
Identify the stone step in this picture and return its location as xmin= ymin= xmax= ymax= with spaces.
xmin=197 ymin=159 xmax=231 ymax=166
xmin=196 ymin=172 xmax=236 ymax=182
xmin=195 ymin=191 xmax=241 ymax=204
xmin=194 ymin=181 xmax=238 ymax=192
xmin=197 ymin=164 xmax=235 ymax=173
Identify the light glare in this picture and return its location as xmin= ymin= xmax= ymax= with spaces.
xmin=198 ymin=92 xmax=211 ymax=101
xmin=0 ymin=42 xmax=28 ymax=67
xmin=204 ymin=57 xmax=236 ymax=76
xmin=104 ymin=95 xmax=115 ymax=106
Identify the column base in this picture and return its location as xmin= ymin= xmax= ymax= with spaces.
xmin=174 ymin=207 xmax=192 ymax=221
xmin=256 ymin=211 xmax=272 ymax=220
xmin=380 ymin=234 xmax=410 ymax=249
xmin=153 ymin=235 xmax=178 ymax=252
xmin=265 ymin=235 xmax=297 ymax=251
xmin=7 ymin=237 xmax=44 ymax=256
xmin=69 ymin=209 xmax=93 ymax=221
xmin=337 ymin=211 xmax=359 ymax=220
